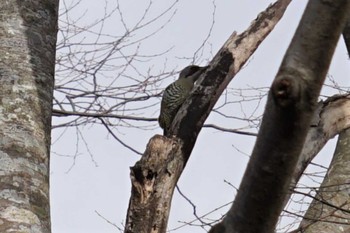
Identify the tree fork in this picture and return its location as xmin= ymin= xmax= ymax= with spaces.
xmin=211 ymin=1 xmax=350 ymax=232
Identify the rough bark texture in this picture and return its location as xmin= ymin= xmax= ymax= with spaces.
xmin=282 ymin=95 xmax=350 ymax=209
xmin=126 ymin=136 xmax=183 ymax=233
xmin=0 ymin=1 xmax=58 ymax=232
xmin=210 ymin=1 xmax=350 ymax=233
xmin=296 ymin=128 xmax=350 ymax=233
xmin=124 ymin=0 xmax=292 ymax=232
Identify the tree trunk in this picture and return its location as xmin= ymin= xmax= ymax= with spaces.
xmin=283 ymin=95 xmax=350 ymax=210
xmin=297 ymin=128 xmax=350 ymax=233
xmin=124 ymin=0 xmax=292 ymax=232
xmin=289 ymin=12 xmax=350 ymax=233
xmin=210 ymin=1 xmax=350 ymax=233
xmin=0 ymin=1 xmax=59 ymax=232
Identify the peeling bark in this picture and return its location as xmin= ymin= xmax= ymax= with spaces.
xmin=291 ymin=95 xmax=350 ymax=191
xmin=0 ymin=1 xmax=59 ymax=232
xmin=296 ymin=128 xmax=350 ymax=233
xmin=279 ymin=95 xmax=350 ymax=211
xmin=125 ymin=0 xmax=292 ymax=232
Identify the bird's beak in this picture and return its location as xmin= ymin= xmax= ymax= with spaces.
xmin=192 ymin=66 xmax=209 ymax=82
xmin=199 ymin=66 xmax=209 ymax=72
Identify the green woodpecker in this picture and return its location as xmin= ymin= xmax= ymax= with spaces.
xmin=158 ymin=65 xmax=208 ymax=135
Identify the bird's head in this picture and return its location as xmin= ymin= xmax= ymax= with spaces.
xmin=178 ymin=65 xmax=208 ymax=80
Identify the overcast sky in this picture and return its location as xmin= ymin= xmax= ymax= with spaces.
xmin=50 ymin=1 xmax=350 ymax=232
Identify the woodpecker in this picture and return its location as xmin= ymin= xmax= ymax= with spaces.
xmin=158 ymin=65 xmax=208 ymax=135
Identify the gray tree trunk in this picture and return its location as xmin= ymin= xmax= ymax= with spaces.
xmin=0 ymin=1 xmax=59 ymax=232
xmin=281 ymin=95 xmax=350 ymax=211
xmin=292 ymin=3 xmax=350 ymax=189
xmin=290 ymin=14 xmax=350 ymax=233
xmin=296 ymin=128 xmax=350 ymax=233
xmin=210 ymin=0 xmax=350 ymax=232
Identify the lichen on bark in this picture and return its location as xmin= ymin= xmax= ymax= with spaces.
xmin=0 ymin=0 xmax=59 ymax=232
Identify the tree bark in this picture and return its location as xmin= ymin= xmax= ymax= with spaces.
xmin=296 ymin=128 xmax=350 ymax=233
xmin=0 ymin=1 xmax=58 ymax=232
xmin=124 ymin=0 xmax=292 ymax=232
xmin=287 ymin=13 xmax=350 ymax=233
xmin=291 ymin=0 xmax=350 ymax=191
xmin=210 ymin=1 xmax=350 ymax=233
xmin=281 ymin=95 xmax=350 ymax=210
